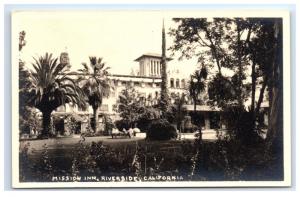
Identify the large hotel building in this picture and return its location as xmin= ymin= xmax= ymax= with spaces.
xmin=51 ymin=51 xmax=223 ymax=135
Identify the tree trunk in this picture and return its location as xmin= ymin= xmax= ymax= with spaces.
xmin=267 ymin=19 xmax=283 ymax=141
xmin=255 ymin=76 xmax=268 ymax=116
xmin=41 ymin=110 xmax=52 ymax=138
xmin=250 ymin=60 xmax=257 ymax=130
xmin=266 ymin=19 xmax=283 ymax=171
xmin=268 ymin=79 xmax=273 ymax=121
xmin=236 ymin=20 xmax=244 ymax=108
xmin=93 ymin=107 xmax=99 ymax=134
xmin=250 ymin=61 xmax=256 ymax=113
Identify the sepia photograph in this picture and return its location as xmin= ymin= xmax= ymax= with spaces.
xmin=11 ymin=10 xmax=291 ymax=188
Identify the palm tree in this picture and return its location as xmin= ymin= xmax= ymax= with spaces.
xmin=28 ymin=53 xmax=84 ymax=138
xmin=189 ymin=66 xmax=208 ymax=112
xmin=77 ymin=57 xmax=111 ymax=134
xmin=188 ymin=66 xmax=207 ymax=142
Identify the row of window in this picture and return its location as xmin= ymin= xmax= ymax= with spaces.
xmin=56 ymin=104 xmax=109 ymax=112
xmin=56 ymin=90 xmax=192 ymax=113
xmin=56 ymin=97 xmax=204 ymax=113
xmin=170 ymin=78 xmax=186 ymax=89
xmin=113 ymin=79 xmax=186 ymax=89
xmin=115 ymin=81 xmax=160 ymax=88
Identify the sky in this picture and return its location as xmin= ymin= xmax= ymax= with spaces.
xmin=13 ymin=11 xmax=199 ymax=77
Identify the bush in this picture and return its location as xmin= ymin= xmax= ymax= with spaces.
xmin=115 ymin=119 xmax=130 ymax=131
xmin=146 ymin=119 xmax=177 ymax=140
xmin=224 ymin=106 xmax=262 ymax=145
xmin=64 ymin=115 xmax=81 ymax=135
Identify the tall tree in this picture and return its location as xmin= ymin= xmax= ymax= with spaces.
xmin=160 ymin=20 xmax=170 ymax=116
xmin=188 ymin=65 xmax=208 ymax=111
xmin=170 ymin=17 xmax=282 ymax=141
xmin=19 ymin=61 xmax=33 ymax=134
xmin=28 ymin=53 xmax=84 ymax=137
xmin=239 ymin=18 xmax=282 ymax=133
xmin=266 ymin=19 xmax=283 ymax=154
xmin=18 ymin=31 xmax=33 ymax=134
xmin=77 ymin=57 xmax=111 ymax=134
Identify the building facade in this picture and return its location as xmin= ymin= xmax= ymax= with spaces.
xmin=29 ymin=51 xmax=268 ymax=137
xmin=52 ymin=52 xmax=204 ymax=135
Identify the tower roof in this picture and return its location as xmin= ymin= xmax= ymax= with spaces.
xmin=134 ymin=53 xmax=173 ymax=61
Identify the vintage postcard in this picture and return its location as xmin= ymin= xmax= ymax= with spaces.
xmin=11 ymin=9 xmax=291 ymax=188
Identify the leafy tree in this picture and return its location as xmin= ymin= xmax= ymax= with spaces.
xmin=116 ymin=85 xmax=160 ymax=130
xmin=244 ymin=19 xmax=279 ymax=118
xmin=207 ymin=73 xmax=236 ymax=108
xmin=19 ymin=31 xmax=33 ymax=134
xmin=170 ymin=18 xmax=281 ymax=134
xmin=116 ymin=86 xmax=144 ymax=127
xmin=28 ymin=53 xmax=84 ymax=138
xmin=169 ymin=18 xmax=233 ymax=74
xmin=77 ymin=57 xmax=111 ymax=134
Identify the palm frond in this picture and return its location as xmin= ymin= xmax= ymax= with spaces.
xmin=78 ymin=56 xmax=111 ymax=108
xmin=29 ymin=53 xmax=85 ymax=111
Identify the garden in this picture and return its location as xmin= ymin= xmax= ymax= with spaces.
xmin=19 ymin=135 xmax=282 ymax=182
xmin=17 ymin=17 xmax=284 ymax=183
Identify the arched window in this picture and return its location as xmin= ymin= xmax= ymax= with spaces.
xmin=181 ymin=79 xmax=185 ymax=88
xmin=176 ymin=79 xmax=180 ymax=88
xmin=170 ymin=78 xmax=174 ymax=88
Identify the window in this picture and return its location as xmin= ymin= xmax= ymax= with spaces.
xmin=176 ymin=79 xmax=180 ymax=88
xmin=114 ymin=80 xmax=118 ymax=86
xmin=181 ymin=79 xmax=186 ymax=88
xmin=99 ymin=104 xmax=109 ymax=111
xmin=170 ymin=78 xmax=174 ymax=88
